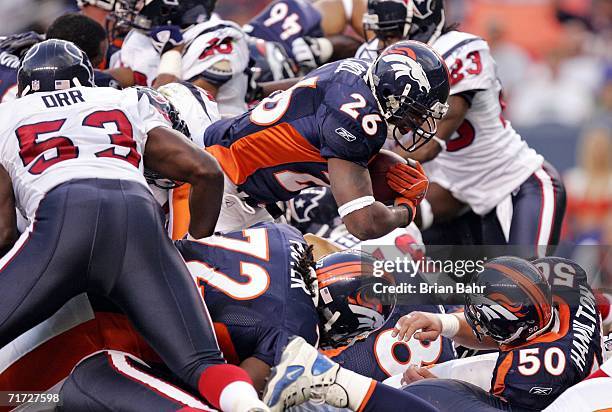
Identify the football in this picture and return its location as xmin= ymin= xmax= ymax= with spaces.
xmin=368 ymin=149 xmax=407 ymax=205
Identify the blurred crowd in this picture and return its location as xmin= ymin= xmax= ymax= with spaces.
xmin=2 ymin=0 xmax=611 ymax=245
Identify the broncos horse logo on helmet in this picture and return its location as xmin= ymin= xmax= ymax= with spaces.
xmin=113 ymin=0 xmax=216 ymax=30
xmin=464 ymin=256 xmax=555 ymax=345
xmin=315 ymin=250 xmax=396 ymax=349
xmin=366 ymin=40 xmax=449 ymax=152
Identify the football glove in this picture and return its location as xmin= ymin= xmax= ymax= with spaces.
xmin=149 ymin=25 xmax=184 ymax=54
xmin=386 ymin=160 xmax=429 ymax=206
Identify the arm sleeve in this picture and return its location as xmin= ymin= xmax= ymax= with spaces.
xmin=181 ymin=27 xmax=249 ymax=85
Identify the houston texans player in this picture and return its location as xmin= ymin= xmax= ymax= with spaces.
xmin=396 ymin=256 xmax=602 ymax=411
xmin=204 ymin=41 xmax=449 ymax=240
xmin=244 ymin=0 xmax=367 ymax=74
xmin=113 ymin=0 xmax=251 ymax=117
xmin=0 ymin=40 xmax=265 ymax=411
xmin=357 ymin=0 xmax=566 ymax=258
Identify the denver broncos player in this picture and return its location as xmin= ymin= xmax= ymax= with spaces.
xmin=113 ymin=0 xmax=251 ymax=116
xmin=204 ymin=41 xmax=449 ymax=239
xmin=0 ymin=39 xmax=265 ymax=411
xmin=357 ymin=0 xmax=566 ymax=258
xmin=396 ymin=256 xmax=602 ymax=411
xmin=244 ymin=0 xmax=367 ymax=74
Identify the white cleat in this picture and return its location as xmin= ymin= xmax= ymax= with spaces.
xmin=263 ymin=337 xmax=349 ymax=412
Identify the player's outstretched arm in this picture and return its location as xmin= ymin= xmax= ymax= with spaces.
xmin=144 ymin=127 xmax=224 ymax=239
xmin=328 ymin=158 xmax=411 ymax=240
xmin=0 ymin=165 xmax=17 ymax=255
xmin=401 ymin=95 xmax=471 ymax=163
xmin=393 ymin=311 xmax=498 ymax=350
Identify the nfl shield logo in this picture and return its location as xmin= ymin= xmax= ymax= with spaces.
xmin=31 ymin=80 xmax=40 ymax=91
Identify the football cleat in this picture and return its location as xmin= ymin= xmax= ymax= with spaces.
xmin=263 ymin=337 xmax=349 ymax=412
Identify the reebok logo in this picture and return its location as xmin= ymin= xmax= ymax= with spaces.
xmin=335 ymin=127 xmax=356 ymax=142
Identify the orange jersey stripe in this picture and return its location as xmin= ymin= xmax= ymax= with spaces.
xmin=357 ymin=379 xmax=377 ymax=412
xmin=492 ymin=351 xmax=514 ymax=398
xmin=170 ymin=184 xmax=191 ymax=240
xmin=206 ymin=123 xmax=326 ymax=185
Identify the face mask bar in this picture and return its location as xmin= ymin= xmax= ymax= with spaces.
xmin=388 ymin=97 xmax=448 ymax=152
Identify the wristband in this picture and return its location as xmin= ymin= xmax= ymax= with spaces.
xmin=438 ymin=314 xmax=460 ymax=338
xmin=158 ymin=49 xmax=182 ymax=78
xmin=432 ymin=136 xmax=447 ymax=151
xmin=338 ymin=196 xmax=375 ymax=218
xmin=419 ymin=199 xmax=434 ymax=230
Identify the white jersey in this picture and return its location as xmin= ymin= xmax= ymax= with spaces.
xmin=0 ymin=86 xmax=167 ymax=220
xmin=356 ymin=32 xmax=544 ymax=215
xmin=116 ymin=16 xmax=250 ymax=117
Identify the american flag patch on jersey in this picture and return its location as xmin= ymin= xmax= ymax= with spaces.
xmin=55 ymin=80 xmax=70 ymax=89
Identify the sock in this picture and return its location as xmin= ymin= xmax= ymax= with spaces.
xmin=335 ymin=367 xmax=376 ymax=411
xmin=357 ymin=382 xmax=438 ymax=412
xmin=198 ymin=364 xmax=257 ymax=411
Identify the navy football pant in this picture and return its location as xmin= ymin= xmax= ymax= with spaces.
xmin=482 ymin=162 xmax=566 ymax=258
xmin=0 ymin=179 xmax=224 ymax=390
xmin=402 ymin=379 xmax=530 ymax=412
xmin=60 ymin=351 xmax=212 ymax=411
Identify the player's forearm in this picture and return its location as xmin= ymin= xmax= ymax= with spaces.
xmin=343 ymin=202 xmax=410 ymax=240
xmin=0 ymin=167 xmax=17 ymax=255
xmin=451 ymin=313 xmax=498 ymax=350
xmin=188 ymin=167 xmax=224 ymax=239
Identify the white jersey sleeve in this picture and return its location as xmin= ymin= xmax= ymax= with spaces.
xmin=114 ymin=30 xmax=159 ymax=86
xmin=426 ymin=31 xmax=543 ymax=215
xmin=0 ymin=87 xmax=167 ymax=220
xmin=181 ymin=18 xmax=250 ymax=117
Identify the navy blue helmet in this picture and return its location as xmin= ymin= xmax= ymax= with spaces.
xmin=114 ymin=0 xmax=215 ymax=30
xmin=363 ymin=0 xmax=413 ymax=41
xmin=407 ymin=0 xmax=445 ymax=45
xmin=18 ymin=39 xmax=95 ymax=97
xmin=366 ymin=40 xmax=449 ymax=151
xmin=316 ymin=250 xmax=396 ymax=349
xmin=464 ymin=256 xmax=554 ymax=345
xmin=248 ymin=38 xmax=297 ymax=83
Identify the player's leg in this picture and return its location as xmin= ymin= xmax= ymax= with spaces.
xmin=508 ymin=162 xmax=566 ymax=258
xmin=96 ymin=180 xmax=260 ymax=411
xmin=314 ymin=0 xmax=367 ymax=38
xmin=263 ymin=337 xmax=437 ymax=412
xmin=59 ymin=351 xmax=213 ymax=412
xmin=0 ymin=182 xmax=95 ymax=348
xmin=402 ymin=379 xmax=512 ymax=412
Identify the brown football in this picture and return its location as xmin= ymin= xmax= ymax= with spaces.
xmin=368 ymin=149 xmax=407 ymax=205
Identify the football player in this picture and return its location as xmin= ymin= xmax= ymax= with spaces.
xmin=57 ymin=224 xmax=437 ymax=412
xmin=204 ymin=41 xmax=449 ymax=240
xmin=357 ymin=0 xmax=566 ymax=258
xmin=140 ymin=81 xmax=220 ymax=239
xmin=244 ymin=0 xmax=367 ymax=74
xmin=0 ymin=39 xmax=265 ymax=411
xmin=113 ymin=0 xmax=251 ymax=117
xmin=395 ymin=256 xmax=602 ymax=411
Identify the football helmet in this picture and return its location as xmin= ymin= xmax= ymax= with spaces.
xmin=464 ymin=256 xmax=554 ymax=345
xmin=407 ymin=0 xmax=445 ymax=45
xmin=76 ymin=0 xmax=118 ymax=11
xmin=315 ymin=250 xmax=395 ymax=349
xmin=366 ymin=40 xmax=449 ymax=151
xmin=18 ymin=39 xmax=95 ymax=97
xmin=363 ymin=0 xmax=413 ymax=42
xmin=114 ymin=0 xmax=215 ymax=30
xmin=248 ymin=38 xmax=298 ymax=83
xmin=136 ymin=86 xmax=190 ymax=189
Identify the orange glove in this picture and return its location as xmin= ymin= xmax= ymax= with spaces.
xmin=386 ymin=160 xmax=429 ymax=206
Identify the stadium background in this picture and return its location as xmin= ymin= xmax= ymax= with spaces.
xmin=1 ymin=0 xmax=610 ymax=247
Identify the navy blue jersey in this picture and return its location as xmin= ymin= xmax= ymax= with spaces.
xmin=325 ymin=271 xmax=457 ymax=381
xmin=0 ymin=49 xmax=20 ymax=102
xmin=245 ymin=0 xmax=324 ymax=60
xmin=490 ymin=257 xmax=602 ymax=410
xmin=204 ymin=58 xmax=387 ymax=204
xmin=327 ymin=302 xmax=456 ymax=381
xmin=175 ymin=223 xmax=319 ymax=366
